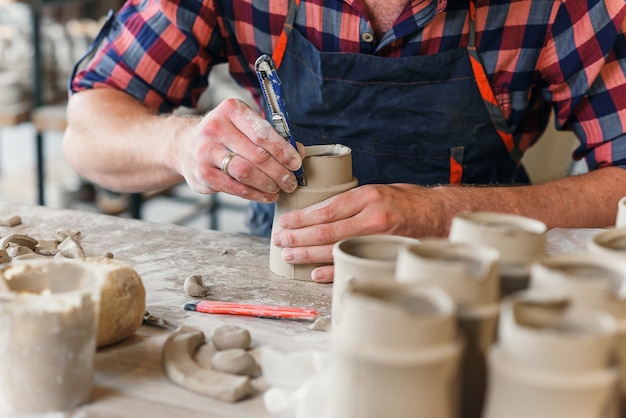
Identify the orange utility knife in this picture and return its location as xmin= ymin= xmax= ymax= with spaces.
xmin=184 ymin=300 xmax=320 ymax=321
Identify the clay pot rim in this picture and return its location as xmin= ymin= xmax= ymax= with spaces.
xmin=0 ymin=259 xmax=103 ymax=302
xmin=452 ymin=211 xmax=547 ymax=234
xmin=332 ymin=234 xmax=421 ymax=266
xmin=335 ymin=338 xmax=463 ymax=364
xmin=589 ymin=227 xmax=626 ymax=252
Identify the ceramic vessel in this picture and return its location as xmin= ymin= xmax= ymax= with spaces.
xmin=331 ymin=234 xmax=421 ymax=326
xmin=483 ymin=291 xmax=619 ymax=418
xmin=448 ymin=211 xmax=546 ymax=296
xmin=395 ymin=239 xmax=500 ymax=418
xmin=331 ymin=280 xmax=462 ymax=418
xmin=589 ymin=227 xmax=626 ymax=256
xmin=270 ymin=144 xmax=358 ymax=281
xmin=530 ymin=252 xmax=626 ymax=416
xmin=0 ymin=259 xmax=103 ymax=414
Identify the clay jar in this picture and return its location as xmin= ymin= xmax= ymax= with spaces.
xmin=449 ymin=211 xmax=546 ymax=296
xmin=483 ymin=291 xmax=619 ymax=418
xmin=589 ymin=227 xmax=626 ymax=256
xmin=396 ymin=239 xmax=500 ymax=418
xmin=529 ymin=252 xmax=626 ymax=415
xmin=331 ymin=234 xmax=421 ymax=326
xmin=0 ymin=259 xmax=103 ymax=414
xmin=270 ymin=144 xmax=358 ymax=280
xmin=331 ymin=280 xmax=462 ymax=418
xmin=616 ymin=196 xmax=626 ymax=228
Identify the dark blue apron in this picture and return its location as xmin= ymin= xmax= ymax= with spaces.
xmin=246 ymin=0 xmax=526 ymax=237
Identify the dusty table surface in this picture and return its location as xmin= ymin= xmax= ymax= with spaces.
xmin=0 ymin=203 xmax=599 ymax=418
xmin=0 ymin=202 xmax=332 ymax=418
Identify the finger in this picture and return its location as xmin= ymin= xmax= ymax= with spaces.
xmin=219 ymin=150 xmax=284 ymax=194
xmin=278 ymin=191 xmax=363 ymax=230
xmin=222 ymin=99 xmax=303 ymax=190
xmin=311 ymin=265 xmax=334 ymax=283
xmin=281 ymin=244 xmax=334 ymax=265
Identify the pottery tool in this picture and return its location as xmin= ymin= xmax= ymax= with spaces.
xmin=184 ymin=300 xmax=320 ymax=320
xmin=255 ymin=54 xmax=306 ymax=186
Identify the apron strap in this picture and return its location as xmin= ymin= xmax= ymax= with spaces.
xmin=467 ymin=1 xmax=522 ymax=163
xmin=272 ymin=0 xmax=301 ymax=69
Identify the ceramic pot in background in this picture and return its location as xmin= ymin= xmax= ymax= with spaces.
xmin=589 ymin=227 xmax=626 ymax=256
xmin=448 ymin=211 xmax=546 ymax=296
xmin=331 ymin=280 xmax=462 ymax=418
xmin=396 ymin=239 xmax=500 ymax=418
xmin=483 ymin=291 xmax=619 ymax=418
xmin=530 ymin=252 xmax=626 ymax=417
xmin=270 ymin=144 xmax=358 ymax=281
xmin=331 ymin=234 xmax=421 ymax=326
xmin=0 ymin=259 xmax=104 ymax=414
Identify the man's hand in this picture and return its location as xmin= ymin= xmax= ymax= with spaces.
xmin=178 ymin=98 xmax=304 ymax=203
xmin=272 ymin=184 xmax=446 ymax=283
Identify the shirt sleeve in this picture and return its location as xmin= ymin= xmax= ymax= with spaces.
xmin=70 ymin=0 xmax=225 ymax=113
xmin=540 ymin=0 xmax=626 ymax=171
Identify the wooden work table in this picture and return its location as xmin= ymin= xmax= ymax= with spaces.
xmin=0 ymin=202 xmax=599 ymax=418
xmin=0 ymin=202 xmax=331 ymax=418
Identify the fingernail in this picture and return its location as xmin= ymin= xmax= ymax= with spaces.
xmin=272 ymin=233 xmax=282 ymax=246
xmin=282 ymin=174 xmax=297 ymax=192
xmin=282 ymin=248 xmax=294 ymax=262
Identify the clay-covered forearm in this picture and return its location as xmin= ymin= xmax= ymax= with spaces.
xmin=432 ymin=166 xmax=626 ymax=234
xmin=63 ymin=88 xmax=192 ymax=193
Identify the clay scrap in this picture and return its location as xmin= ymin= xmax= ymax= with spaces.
xmin=163 ymin=324 xmax=261 ymax=402
xmin=184 ymin=274 xmax=210 ymax=297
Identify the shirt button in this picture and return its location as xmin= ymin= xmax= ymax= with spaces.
xmin=362 ymin=32 xmax=375 ymax=42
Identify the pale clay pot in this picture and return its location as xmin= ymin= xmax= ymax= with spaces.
xmin=616 ymin=196 xmax=626 ymax=228
xmin=530 ymin=252 xmax=626 ymax=416
xmin=448 ymin=211 xmax=546 ymax=296
xmin=0 ymin=259 xmax=104 ymax=414
xmin=483 ymin=291 xmax=620 ymax=418
xmin=395 ymin=239 xmax=500 ymax=418
xmin=331 ymin=234 xmax=421 ymax=327
xmin=331 ymin=280 xmax=462 ymax=418
xmin=270 ymin=144 xmax=358 ymax=281
xmin=589 ymin=227 xmax=626 ymax=257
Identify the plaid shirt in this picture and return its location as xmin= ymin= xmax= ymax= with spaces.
xmin=71 ymin=0 xmax=626 ymax=171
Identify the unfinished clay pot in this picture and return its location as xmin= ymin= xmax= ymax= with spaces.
xmin=483 ymin=291 xmax=619 ymax=418
xmin=331 ymin=234 xmax=421 ymax=326
xmin=449 ymin=211 xmax=546 ymax=296
xmin=530 ymin=253 xmax=626 ymax=415
xmin=270 ymin=144 xmax=358 ymax=281
xmin=0 ymin=259 xmax=104 ymax=414
xmin=396 ymin=239 xmax=500 ymax=418
xmin=589 ymin=227 xmax=626 ymax=256
xmin=331 ymin=280 xmax=462 ymax=418
xmin=616 ymin=196 xmax=626 ymax=228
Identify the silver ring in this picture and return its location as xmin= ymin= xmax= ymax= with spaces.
xmin=221 ymin=151 xmax=237 ymax=176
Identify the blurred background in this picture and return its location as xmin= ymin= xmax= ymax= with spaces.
xmin=0 ymin=0 xmax=582 ymax=235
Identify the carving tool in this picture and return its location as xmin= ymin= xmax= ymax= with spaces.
xmin=184 ymin=300 xmax=320 ymax=321
xmin=255 ymin=54 xmax=306 ymax=186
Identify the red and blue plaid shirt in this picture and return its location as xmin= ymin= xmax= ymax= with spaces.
xmin=71 ymin=0 xmax=626 ymax=171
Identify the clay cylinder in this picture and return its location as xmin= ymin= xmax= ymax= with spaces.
xmin=0 ymin=260 xmax=103 ymax=414
xmin=483 ymin=291 xmax=620 ymax=418
xmin=589 ymin=227 xmax=626 ymax=256
xmin=616 ymin=196 xmax=626 ymax=228
xmin=331 ymin=280 xmax=462 ymax=418
xmin=396 ymin=239 xmax=500 ymax=418
xmin=449 ymin=211 xmax=546 ymax=296
xmin=270 ymin=144 xmax=358 ymax=280
xmin=331 ymin=234 xmax=421 ymax=326
xmin=530 ymin=253 xmax=626 ymax=416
